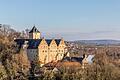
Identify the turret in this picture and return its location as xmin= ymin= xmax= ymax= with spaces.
xmin=29 ymin=26 xmax=41 ymax=39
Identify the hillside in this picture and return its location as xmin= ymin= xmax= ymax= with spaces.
xmin=73 ymin=40 xmax=120 ymax=45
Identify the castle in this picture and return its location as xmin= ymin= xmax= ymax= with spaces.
xmin=15 ymin=26 xmax=67 ymax=66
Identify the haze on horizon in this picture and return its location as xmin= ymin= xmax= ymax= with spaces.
xmin=0 ymin=0 xmax=120 ymax=40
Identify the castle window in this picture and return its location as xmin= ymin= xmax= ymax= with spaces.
xmin=44 ymin=46 xmax=46 ymax=48
xmin=43 ymin=50 xmax=44 ymax=52
xmin=45 ymin=50 xmax=47 ymax=52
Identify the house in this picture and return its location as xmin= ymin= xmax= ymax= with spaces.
xmin=15 ymin=26 xmax=67 ymax=66
xmin=43 ymin=54 xmax=91 ymax=70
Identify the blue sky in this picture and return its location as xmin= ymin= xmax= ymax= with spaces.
xmin=0 ymin=0 xmax=120 ymax=40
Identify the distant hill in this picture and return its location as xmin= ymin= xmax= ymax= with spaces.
xmin=72 ymin=40 xmax=120 ymax=45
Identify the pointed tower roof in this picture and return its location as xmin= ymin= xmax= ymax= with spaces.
xmin=29 ymin=26 xmax=40 ymax=33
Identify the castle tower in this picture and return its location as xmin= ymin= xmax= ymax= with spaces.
xmin=29 ymin=26 xmax=41 ymax=39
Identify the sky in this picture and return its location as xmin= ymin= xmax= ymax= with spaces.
xmin=0 ymin=0 xmax=120 ymax=40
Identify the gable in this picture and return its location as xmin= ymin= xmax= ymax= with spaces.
xmin=49 ymin=39 xmax=57 ymax=47
xmin=58 ymin=39 xmax=66 ymax=47
xmin=39 ymin=39 xmax=48 ymax=47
